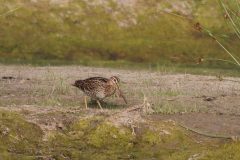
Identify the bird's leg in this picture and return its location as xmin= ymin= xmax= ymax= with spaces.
xmin=96 ymin=100 xmax=103 ymax=109
xmin=84 ymin=96 xmax=88 ymax=109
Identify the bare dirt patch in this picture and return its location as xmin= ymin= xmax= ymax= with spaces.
xmin=0 ymin=65 xmax=240 ymax=142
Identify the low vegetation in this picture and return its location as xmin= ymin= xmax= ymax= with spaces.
xmin=0 ymin=0 xmax=238 ymax=65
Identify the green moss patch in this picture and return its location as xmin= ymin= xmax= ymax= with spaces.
xmin=0 ymin=110 xmax=43 ymax=159
xmin=0 ymin=110 xmax=240 ymax=159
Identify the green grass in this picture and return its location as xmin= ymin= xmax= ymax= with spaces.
xmin=176 ymin=0 xmax=240 ymax=69
xmin=0 ymin=0 xmax=238 ymax=65
xmin=154 ymin=102 xmax=200 ymax=114
xmin=1 ymin=58 xmax=239 ymax=77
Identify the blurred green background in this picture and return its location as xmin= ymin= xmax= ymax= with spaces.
xmin=0 ymin=0 xmax=239 ymax=70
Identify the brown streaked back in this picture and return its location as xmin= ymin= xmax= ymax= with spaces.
xmin=73 ymin=77 xmax=108 ymax=92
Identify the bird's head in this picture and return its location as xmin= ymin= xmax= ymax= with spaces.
xmin=71 ymin=80 xmax=81 ymax=88
xmin=109 ymin=76 xmax=120 ymax=88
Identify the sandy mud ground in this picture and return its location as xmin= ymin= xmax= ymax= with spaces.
xmin=0 ymin=65 xmax=240 ymax=159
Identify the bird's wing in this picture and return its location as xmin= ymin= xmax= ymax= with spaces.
xmin=82 ymin=77 xmax=108 ymax=91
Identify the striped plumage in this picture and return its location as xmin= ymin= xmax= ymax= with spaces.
xmin=72 ymin=76 xmax=127 ymax=109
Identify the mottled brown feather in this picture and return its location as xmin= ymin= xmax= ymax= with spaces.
xmin=72 ymin=76 xmax=126 ymax=104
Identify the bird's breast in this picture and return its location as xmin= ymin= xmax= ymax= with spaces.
xmin=95 ymin=91 xmax=106 ymax=99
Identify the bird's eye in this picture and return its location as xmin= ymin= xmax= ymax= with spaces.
xmin=114 ymin=79 xmax=116 ymax=81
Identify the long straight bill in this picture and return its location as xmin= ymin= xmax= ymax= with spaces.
xmin=117 ymin=86 xmax=127 ymax=104
xmin=121 ymin=93 xmax=128 ymax=104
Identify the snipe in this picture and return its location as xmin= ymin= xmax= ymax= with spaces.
xmin=72 ymin=76 xmax=127 ymax=109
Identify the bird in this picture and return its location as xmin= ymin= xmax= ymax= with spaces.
xmin=72 ymin=76 xmax=127 ymax=109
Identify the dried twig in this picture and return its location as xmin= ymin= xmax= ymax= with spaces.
xmin=177 ymin=123 xmax=238 ymax=141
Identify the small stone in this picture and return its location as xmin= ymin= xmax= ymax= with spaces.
xmin=57 ymin=121 xmax=66 ymax=130
xmin=161 ymin=130 xmax=171 ymax=135
xmin=111 ymin=134 xmax=117 ymax=139
xmin=20 ymin=79 xmax=26 ymax=84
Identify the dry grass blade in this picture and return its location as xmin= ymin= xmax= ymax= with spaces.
xmin=0 ymin=7 xmax=22 ymax=17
